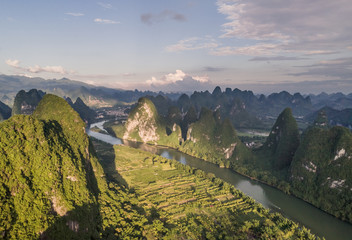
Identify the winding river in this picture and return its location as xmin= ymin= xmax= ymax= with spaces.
xmin=88 ymin=121 xmax=352 ymax=240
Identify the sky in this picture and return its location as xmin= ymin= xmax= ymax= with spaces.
xmin=1 ymin=0 xmax=352 ymax=94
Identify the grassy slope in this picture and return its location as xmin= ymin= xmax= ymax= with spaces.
xmin=110 ymin=144 xmax=318 ymax=239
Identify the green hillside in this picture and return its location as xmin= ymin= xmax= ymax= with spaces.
xmin=0 ymin=101 xmax=11 ymax=121
xmin=111 ymin=98 xmax=252 ymax=168
xmin=111 ymin=97 xmax=182 ymax=148
xmin=0 ymin=115 xmax=100 ymax=239
xmin=290 ymin=126 xmax=352 ymax=222
xmin=12 ymin=89 xmax=45 ymax=116
xmin=0 ymin=95 xmax=152 ymax=239
xmin=261 ymin=108 xmax=300 ymax=170
xmin=72 ymin=97 xmax=97 ymax=124
xmin=180 ymin=107 xmax=252 ymax=167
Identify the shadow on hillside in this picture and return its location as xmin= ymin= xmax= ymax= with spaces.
xmin=41 ymin=138 xmax=129 ymax=240
xmin=90 ymin=138 xmax=129 ymax=188
xmin=41 ymin=203 xmax=101 ymax=240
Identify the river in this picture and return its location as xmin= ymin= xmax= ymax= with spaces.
xmin=88 ymin=121 xmax=352 ymax=240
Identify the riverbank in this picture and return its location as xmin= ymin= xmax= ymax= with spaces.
xmin=88 ymin=121 xmax=352 ymax=239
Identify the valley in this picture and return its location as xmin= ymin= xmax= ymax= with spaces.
xmin=88 ymin=122 xmax=352 ymax=240
xmin=1 ymin=86 xmax=352 ymax=239
xmin=2 ymin=1 xmax=352 ymax=238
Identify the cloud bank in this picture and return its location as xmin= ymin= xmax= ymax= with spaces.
xmin=146 ymin=70 xmax=213 ymax=92
xmin=6 ymin=59 xmax=71 ymax=75
xmin=216 ymin=0 xmax=352 ymax=55
xmin=168 ymin=1 xmax=352 ymax=57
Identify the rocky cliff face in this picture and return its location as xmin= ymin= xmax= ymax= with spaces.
xmin=123 ymin=97 xmax=160 ymax=143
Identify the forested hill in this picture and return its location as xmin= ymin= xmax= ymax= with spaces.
xmin=0 ymin=101 xmax=11 ymax=121
xmin=146 ymin=87 xmax=312 ymax=130
xmin=108 ymin=97 xmax=253 ymax=167
xmin=12 ymin=89 xmax=45 ymax=116
xmin=70 ymin=97 xmax=97 ymax=124
xmin=290 ymin=126 xmax=352 ymax=222
xmin=0 ymin=94 xmax=105 ymax=239
xmin=261 ymin=108 xmax=300 ymax=170
xmin=1 ymin=94 xmax=150 ymax=239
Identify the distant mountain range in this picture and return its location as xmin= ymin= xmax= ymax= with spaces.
xmin=3 ymin=74 xmax=352 ymax=129
xmin=146 ymin=87 xmax=311 ymax=129
xmin=305 ymin=107 xmax=352 ymax=129
xmin=0 ymin=74 xmax=181 ymax=108
xmin=309 ymin=92 xmax=352 ymax=110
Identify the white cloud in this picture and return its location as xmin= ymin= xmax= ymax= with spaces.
xmin=5 ymin=59 xmax=20 ymax=68
xmin=147 ymin=70 xmax=186 ymax=85
xmin=94 ymin=18 xmax=119 ymax=24
xmin=27 ymin=65 xmax=67 ymax=74
xmin=216 ymin=0 xmax=352 ymax=55
xmin=98 ymin=2 xmax=112 ymax=9
xmin=192 ymin=75 xmax=210 ymax=83
xmin=146 ymin=70 xmax=213 ymax=92
xmin=65 ymin=12 xmax=84 ymax=17
xmin=6 ymin=59 xmax=71 ymax=75
xmin=211 ymin=43 xmax=278 ymax=56
xmin=166 ymin=37 xmax=218 ymax=52
xmin=146 ymin=70 xmax=211 ymax=91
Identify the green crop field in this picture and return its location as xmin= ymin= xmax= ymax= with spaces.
xmin=97 ymin=143 xmax=319 ymax=239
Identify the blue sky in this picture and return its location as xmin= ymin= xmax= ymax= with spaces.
xmin=1 ymin=0 xmax=352 ymax=94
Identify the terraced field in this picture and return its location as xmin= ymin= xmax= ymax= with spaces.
xmin=112 ymin=144 xmax=319 ymax=239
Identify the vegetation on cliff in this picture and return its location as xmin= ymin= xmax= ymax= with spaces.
xmin=0 ymin=113 xmax=100 ymax=239
xmin=0 ymin=101 xmax=11 ymax=121
xmin=290 ymin=126 xmax=352 ymax=222
xmin=0 ymin=95 xmax=152 ymax=239
xmin=261 ymin=108 xmax=300 ymax=170
xmin=12 ymin=89 xmax=45 ymax=116
xmin=110 ymin=98 xmax=252 ymax=169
